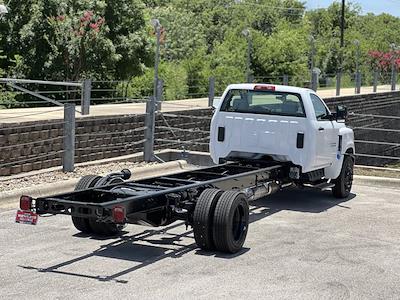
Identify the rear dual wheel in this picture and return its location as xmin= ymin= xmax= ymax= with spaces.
xmin=72 ymin=175 xmax=125 ymax=236
xmin=193 ymin=188 xmax=249 ymax=254
xmin=193 ymin=189 xmax=223 ymax=250
xmin=72 ymin=175 xmax=101 ymax=233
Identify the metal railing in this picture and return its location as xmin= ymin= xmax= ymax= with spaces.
xmin=1 ymin=69 xmax=399 ymax=112
xmin=0 ymin=72 xmax=399 ymax=175
xmin=0 ymin=78 xmax=91 ymax=115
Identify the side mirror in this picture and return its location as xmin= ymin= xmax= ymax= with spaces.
xmin=335 ymin=105 xmax=348 ymax=121
xmin=212 ymin=97 xmax=221 ymax=109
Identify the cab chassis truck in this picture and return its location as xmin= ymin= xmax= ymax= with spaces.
xmin=16 ymin=84 xmax=355 ymax=254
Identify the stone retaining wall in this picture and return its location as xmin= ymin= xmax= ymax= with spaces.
xmin=0 ymin=109 xmax=210 ymax=176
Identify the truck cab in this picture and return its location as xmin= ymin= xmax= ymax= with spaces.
xmin=210 ymin=84 xmax=355 ymax=181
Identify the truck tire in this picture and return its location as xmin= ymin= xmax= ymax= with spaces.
xmin=193 ymin=188 xmax=223 ymax=251
xmin=212 ymin=191 xmax=249 ymax=253
xmin=72 ymin=175 xmax=102 ymax=233
xmin=88 ymin=177 xmax=125 ymax=236
xmin=332 ymin=155 xmax=354 ymax=198
xmin=88 ymin=219 xmax=125 ymax=236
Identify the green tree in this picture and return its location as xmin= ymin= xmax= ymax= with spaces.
xmin=0 ymin=0 xmax=151 ymax=81
xmin=252 ymin=23 xmax=309 ymax=83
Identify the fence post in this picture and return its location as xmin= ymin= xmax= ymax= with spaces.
xmin=391 ymin=65 xmax=397 ymax=91
xmin=208 ymin=77 xmax=215 ymax=107
xmin=63 ymin=103 xmax=75 ymax=172
xmin=355 ymin=71 xmax=361 ymax=94
xmin=156 ymin=79 xmax=164 ymax=111
xmin=336 ymin=71 xmax=341 ymax=96
xmin=283 ymin=74 xmax=289 ymax=85
xmin=311 ymin=71 xmax=319 ymax=91
xmin=373 ymin=70 xmax=378 ymax=93
xmin=81 ymin=79 xmax=91 ymax=115
xmin=143 ymin=96 xmax=156 ymax=162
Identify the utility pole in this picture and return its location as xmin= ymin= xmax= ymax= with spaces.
xmin=390 ymin=43 xmax=398 ymax=91
xmin=153 ymin=19 xmax=161 ymax=105
xmin=336 ymin=0 xmax=345 ymax=96
xmin=242 ymin=29 xmax=252 ymax=82
xmin=309 ymin=35 xmax=316 ymax=88
xmin=144 ymin=19 xmax=161 ymax=162
xmin=340 ymin=0 xmax=345 ymax=49
xmin=354 ymin=40 xmax=361 ymax=94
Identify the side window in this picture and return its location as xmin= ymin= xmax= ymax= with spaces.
xmin=310 ymin=94 xmax=329 ymax=120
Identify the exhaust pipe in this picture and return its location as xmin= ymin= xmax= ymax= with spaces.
xmin=243 ymin=181 xmax=281 ymax=201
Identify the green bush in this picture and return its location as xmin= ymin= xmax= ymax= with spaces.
xmin=0 ymin=90 xmax=18 ymax=109
xmin=121 ymin=62 xmax=188 ymax=101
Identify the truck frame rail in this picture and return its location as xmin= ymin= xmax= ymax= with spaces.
xmin=32 ymin=161 xmax=286 ymax=226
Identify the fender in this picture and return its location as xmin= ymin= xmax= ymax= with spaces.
xmin=324 ymin=127 xmax=355 ymax=179
xmin=340 ymin=127 xmax=355 ymax=156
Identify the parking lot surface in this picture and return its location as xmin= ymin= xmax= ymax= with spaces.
xmin=0 ymin=182 xmax=399 ymax=299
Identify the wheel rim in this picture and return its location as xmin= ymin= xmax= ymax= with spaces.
xmin=232 ymin=204 xmax=246 ymax=242
xmin=344 ymin=162 xmax=353 ymax=193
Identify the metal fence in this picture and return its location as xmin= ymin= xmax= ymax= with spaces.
xmin=0 ymin=72 xmax=400 ymax=176
xmin=0 ymin=78 xmax=91 ymax=114
xmin=0 ymin=68 xmax=399 ymax=111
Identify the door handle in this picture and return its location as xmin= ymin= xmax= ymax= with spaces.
xmin=318 ymin=127 xmax=325 ymax=131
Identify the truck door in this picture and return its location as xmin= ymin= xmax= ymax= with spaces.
xmin=310 ymin=94 xmax=338 ymax=168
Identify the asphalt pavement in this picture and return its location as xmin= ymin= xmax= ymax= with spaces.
xmin=0 ymin=182 xmax=399 ymax=299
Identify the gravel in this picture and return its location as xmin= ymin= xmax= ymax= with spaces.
xmin=0 ymin=161 xmax=157 ymax=192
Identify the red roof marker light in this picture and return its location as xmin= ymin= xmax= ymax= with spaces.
xmin=254 ymin=85 xmax=276 ymax=91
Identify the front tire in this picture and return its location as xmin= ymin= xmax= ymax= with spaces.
xmin=332 ymin=155 xmax=354 ymax=198
xmin=212 ymin=191 xmax=249 ymax=253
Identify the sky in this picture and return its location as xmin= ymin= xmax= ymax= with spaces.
xmin=306 ymin=0 xmax=400 ymax=17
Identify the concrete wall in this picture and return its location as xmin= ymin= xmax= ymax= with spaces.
xmin=0 ymin=91 xmax=399 ymax=176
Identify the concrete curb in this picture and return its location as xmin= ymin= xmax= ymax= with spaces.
xmin=0 ymin=160 xmax=193 ymax=208
xmin=355 ymin=165 xmax=400 ymax=173
xmin=354 ymin=175 xmax=400 ymax=189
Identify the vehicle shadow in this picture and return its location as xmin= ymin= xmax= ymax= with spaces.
xmin=249 ymin=187 xmax=355 ymax=223
xmin=19 ymin=188 xmax=355 ymax=283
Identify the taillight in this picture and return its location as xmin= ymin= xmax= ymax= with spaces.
xmin=20 ymin=195 xmax=32 ymax=211
xmin=254 ymin=85 xmax=275 ymax=91
xmin=112 ymin=206 xmax=126 ymax=223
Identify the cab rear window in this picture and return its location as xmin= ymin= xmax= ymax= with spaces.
xmin=220 ymin=89 xmax=306 ymax=117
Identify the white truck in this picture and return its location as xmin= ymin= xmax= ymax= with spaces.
xmin=210 ymin=83 xmax=355 ymax=198
xmin=16 ymin=83 xmax=355 ymax=254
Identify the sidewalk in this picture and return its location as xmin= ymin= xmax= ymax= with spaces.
xmin=0 ymin=85 xmax=392 ymax=124
xmin=0 ymin=98 xmax=209 ymax=124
